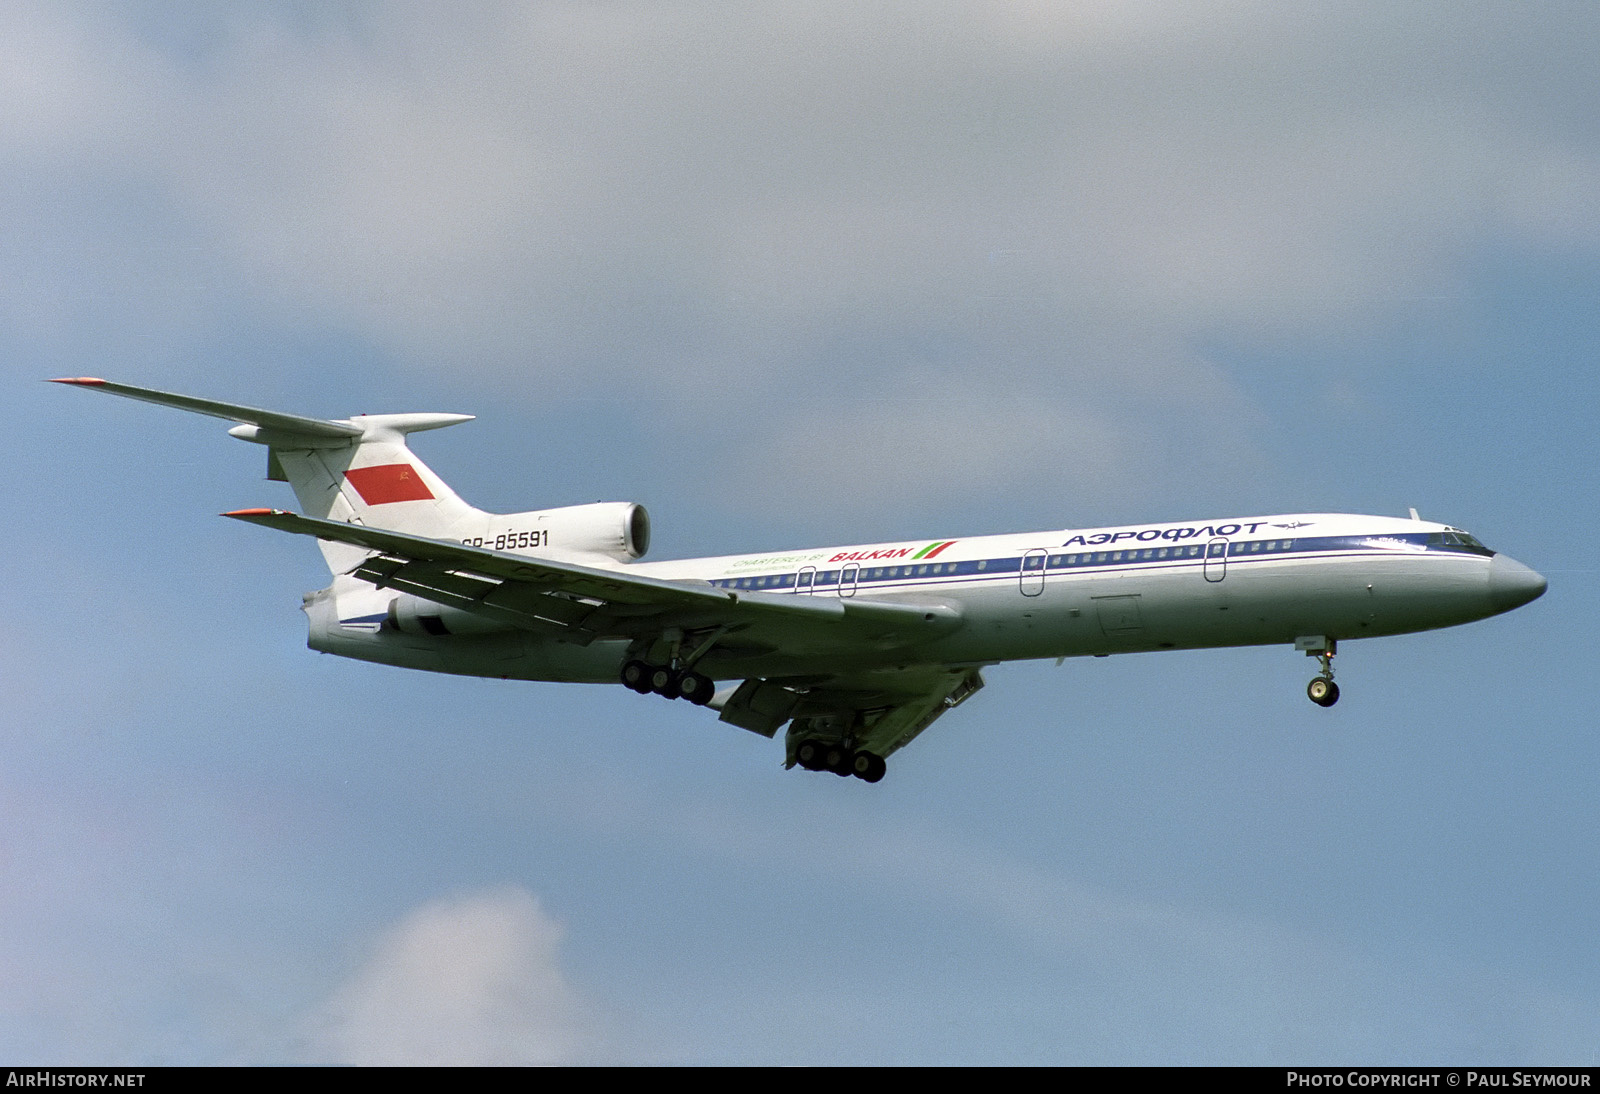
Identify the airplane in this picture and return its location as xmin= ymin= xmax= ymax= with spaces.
xmin=55 ymin=377 xmax=1547 ymax=783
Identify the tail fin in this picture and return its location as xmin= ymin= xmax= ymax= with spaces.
xmin=52 ymin=378 xmax=483 ymax=573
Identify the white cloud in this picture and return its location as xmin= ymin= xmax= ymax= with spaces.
xmin=9 ymin=3 xmax=1598 ymax=373
xmin=312 ymin=888 xmax=595 ymax=1066
xmin=5 ymin=1 xmax=1599 ymax=510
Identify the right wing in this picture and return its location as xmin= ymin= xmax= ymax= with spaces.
xmin=718 ymin=663 xmax=987 ymax=756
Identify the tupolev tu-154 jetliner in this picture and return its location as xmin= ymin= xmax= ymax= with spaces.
xmin=57 ymin=378 xmax=1547 ymax=783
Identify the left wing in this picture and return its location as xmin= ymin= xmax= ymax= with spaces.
xmin=721 ymin=663 xmax=987 ymax=757
xmin=223 ymin=508 xmax=963 ymax=655
xmin=229 ymin=507 xmax=990 ymax=773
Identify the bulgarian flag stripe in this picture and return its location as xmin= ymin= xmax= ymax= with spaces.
xmin=912 ymin=539 xmax=957 ymax=560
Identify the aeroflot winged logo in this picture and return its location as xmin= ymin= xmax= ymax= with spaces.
xmin=345 ymin=463 xmax=435 ymax=505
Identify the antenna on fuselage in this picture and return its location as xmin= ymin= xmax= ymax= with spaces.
xmin=1408 ymin=507 xmax=1422 ymax=521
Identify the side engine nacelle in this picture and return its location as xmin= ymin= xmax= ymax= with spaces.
xmin=487 ymin=501 xmax=651 ymax=561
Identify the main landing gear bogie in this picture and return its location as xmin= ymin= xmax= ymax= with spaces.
xmin=621 ymin=659 xmax=715 ymax=706
xmin=794 ymin=737 xmax=886 ymax=783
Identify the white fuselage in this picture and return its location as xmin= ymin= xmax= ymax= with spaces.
xmin=304 ymin=512 xmax=1545 ymax=683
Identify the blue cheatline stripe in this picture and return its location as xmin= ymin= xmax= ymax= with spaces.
xmin=331 ymin=531 xmax=1493 ymax=618
xmin=707 ymin=533 xmax=1491 ymax=593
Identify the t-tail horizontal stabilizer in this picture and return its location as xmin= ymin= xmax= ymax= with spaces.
xmin=50 ymin=377 xmax=473 ymax=443
xmin=54 ymin=378 xmax=482 ymax=575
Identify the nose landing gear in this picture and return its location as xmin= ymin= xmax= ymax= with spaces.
xmin=1297 ymin=636 xmax=1339 ymax=707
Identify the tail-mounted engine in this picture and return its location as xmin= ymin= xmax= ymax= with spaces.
xmin=486 ymin=501 xmax=650 ymax=561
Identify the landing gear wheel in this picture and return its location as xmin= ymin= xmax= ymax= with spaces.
xmin=851 ymin=752 xmax=887 ymax=783
xmin=824 ymin=744 xmax=854 ymax=776
xmin=649 ymin=665 xmax=681 ymax=700
xmin=677 ymin=670 xmax=715 ymax=706
xmin=1307 ymin=677 xmax=1340 ymax=707
xmin=621 ymin=659 xmax=652 ymax=693
xmin=795 ymin=739 xmax=826 ymax=771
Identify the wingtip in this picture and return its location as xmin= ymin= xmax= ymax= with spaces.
xmin=49 ymin=377 xmax=106 ymax=385
xmin=223 ymin=507 xmax=287 ymax=518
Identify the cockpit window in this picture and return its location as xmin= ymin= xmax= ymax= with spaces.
xmin=1428 ymin=529 xmax=1494 ymax=555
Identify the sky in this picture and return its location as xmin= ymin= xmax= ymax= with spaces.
xmin=2 ymin=0 xmax=1597 ymax=1065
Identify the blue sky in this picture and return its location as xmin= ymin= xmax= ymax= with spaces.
xmin=2 ymin=1 xmax=1596 ymax=1064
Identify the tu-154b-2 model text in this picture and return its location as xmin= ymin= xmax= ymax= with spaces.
xmin=57 ymin=378 xmax=1546 ymax=783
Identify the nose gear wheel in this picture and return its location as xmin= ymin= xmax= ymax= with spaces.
xmin=1307 ymin=676 xmax=1340 ymax=707
xmin=1306 ymin=645 xmax=1339 ymax=707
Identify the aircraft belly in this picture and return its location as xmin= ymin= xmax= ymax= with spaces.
xmin=304 ymin=553 xmax=1501 ymax=682
xmin=673 ymin=553 xmax=1493 ymax=676
xmin=899 ymin=553 xmax=1504 ymax=662
xmin=1110 ymin=555 xmax=1498 ymax=650
xmin=1336 ymin=555 xmax=1497 ymax=634
xmin=311 ymin=626 xmax=626 ymax=682
xmin=927 ymin=578 xmax=1084 ymax=662
xmin=305 ymin=586 xmax=626 ymax=682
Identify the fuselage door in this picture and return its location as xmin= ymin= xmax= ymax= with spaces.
xmin=797 ymin=566 xmax=816 ymax=595
xmin=1204 ymin=537 xmax=1229 ymax=583
xmin=1020 ymin=548 xmax=1047 ymax=597
xmin=839 ymin=563 xmax=860 ymax=598
xmin=1093 ymin=593 xmax=1144 ymax=636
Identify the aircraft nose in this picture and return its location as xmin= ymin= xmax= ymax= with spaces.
xmin=1488 ymin=554 xmax=1548 ymax=613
